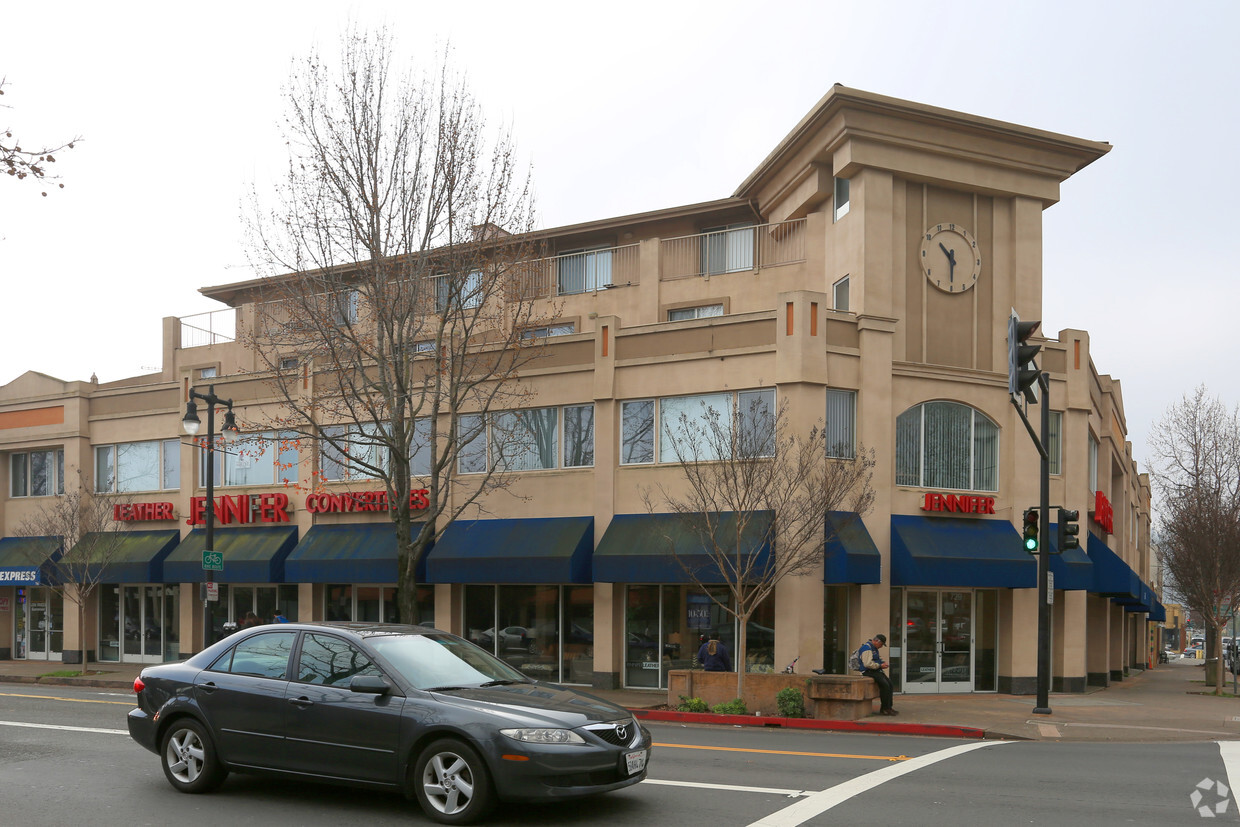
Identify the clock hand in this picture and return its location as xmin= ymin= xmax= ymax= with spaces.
xmin=939 ymin=242 xmax=951 ymax=258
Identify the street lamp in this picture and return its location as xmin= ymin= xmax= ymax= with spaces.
xmin=182 ymin=385 xmax=239 ymax=651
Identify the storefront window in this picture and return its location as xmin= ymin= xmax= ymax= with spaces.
xmin=163 ymin=584 xmax=180 ymax=661
xmin=625 ymin=585 xmax=660 ymax=687
xmin=975 ymin=589 xmax=998 ymax=692
xmin=823 ymin=585 xmax=849 ymax=674
xmin=744 ymin=594 xmax=776 ymax=673
xmin=463 ymin=585 xmax=496 ymax=652
xmin=497 ymin=584 xmax=559 ymax=679
xmin=889 ymin=587 xmax=904 ymax=692
xmin=99 ymin=585 xmax=120 ymax=662
xmin=562 ymin=585 xmax=594 ymax=684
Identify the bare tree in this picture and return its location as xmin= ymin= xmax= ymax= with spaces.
xmin=1 ymin=77 xmax=79 ymax=195
xmin=1150 ymin=385 xmax=1240 ymax=693
xmin=243 ymin=28 xmax=554 ymax=623
xmin=642 ymin=396 xmax=876 ymax=698
xmin=15 ymin=470 xmax=132 ymax=671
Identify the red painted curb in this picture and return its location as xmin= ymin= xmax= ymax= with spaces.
xmin=629 ymin=708 xmax=985 ymax=739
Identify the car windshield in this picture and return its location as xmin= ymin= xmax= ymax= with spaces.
xmin=368 ymin=633 xmax=527 ymax=691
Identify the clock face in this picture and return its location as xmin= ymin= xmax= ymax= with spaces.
xmin=920 ymin=224 xmax=981 ymax=293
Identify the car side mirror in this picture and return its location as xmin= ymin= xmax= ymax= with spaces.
xmin=349 ymin=675 xmax=391 ymax=695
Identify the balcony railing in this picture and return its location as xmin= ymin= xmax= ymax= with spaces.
xmin=512 ymin=244 xmax=640 ymax=300
xmin=180 ymin=309 xmax=236 ymax=348
xmin=660 ymin=218 xmax=806 ymax=281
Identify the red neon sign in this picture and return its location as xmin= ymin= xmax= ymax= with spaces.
xmin=305 ymin=489 xmax=430 ymax=514
xmin=1092 ymin=490 xmax=1114 ymax=534
xmin=921 ymin=493 xmax=996 ymax=515
xmin=187 ymin=493 xmax=291 ymax=526
xmin=114 ymin=502 xmax=176 ymax=521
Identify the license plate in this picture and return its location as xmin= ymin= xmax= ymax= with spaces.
xmin=625 ymin=749 xmax=647 ymax=775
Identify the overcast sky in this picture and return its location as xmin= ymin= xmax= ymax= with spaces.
xmin=2 ymin=0 xmax=1237 ymax=474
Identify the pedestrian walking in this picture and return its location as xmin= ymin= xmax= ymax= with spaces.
xmin=856 ymin=633 xmax=897 ymax=715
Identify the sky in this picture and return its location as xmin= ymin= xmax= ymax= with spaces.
xmin=1 ymin=0 xmax=1237 ymax=477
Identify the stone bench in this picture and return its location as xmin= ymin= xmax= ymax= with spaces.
xmin=666 ymin=670 xmax=881 ymax=720
xmin=805 ymin=674 xmax=881 ymax=720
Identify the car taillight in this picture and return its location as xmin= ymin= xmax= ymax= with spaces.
xmin=133 ymin=676 xmax=145 ymax=694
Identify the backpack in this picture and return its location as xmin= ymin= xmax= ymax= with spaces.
xmin=848 ymin=646 xmax=864 ymax=673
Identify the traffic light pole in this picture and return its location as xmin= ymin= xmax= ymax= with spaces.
xmin=1034 ymin=372 xmax=1052 ymax=715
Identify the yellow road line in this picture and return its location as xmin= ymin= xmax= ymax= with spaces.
xmin=0 ymin=691 xmax=134 ymax=706
xmin=654 ymin=742 xmax=908 ymax=762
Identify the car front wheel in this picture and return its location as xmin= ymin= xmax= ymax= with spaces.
xmin=160 ymin=718 xmax=227 ymax=793
xmin=413 ymin=738 xmax=495 ymax=825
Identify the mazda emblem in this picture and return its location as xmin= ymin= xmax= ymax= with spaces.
xmin=615 ymin=724 xmax=628 ymax=741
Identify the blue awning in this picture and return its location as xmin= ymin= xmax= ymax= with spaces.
xmin=1122 ymin=582 xmax=1156 ymax=613
xmin=1149 ymin=600 xmax=1167 ymax=623
xmin=1046 ymin=522 xmax=1094 ymax=591
xmin=890 ymin=515 xmax=1035 ymax=588
xmin=74 ymin=530 xmax=181 ymax=583
xmin=162 ymin=526 xmax=298 ymax=583
xmin=284 ymin=523 xmax=428 ymax=583
xmin=0 ymin=536 xmax=59 ymax=586
xmin=825 ymin=512 xmax=881 ymax=585
xmin=1087 ymin=533 xmax=1140 ymax=600
xmin=425 ymin=517 xmax=593 ymax=584
xmin=593 ymin=512 xmax=772 ymax=584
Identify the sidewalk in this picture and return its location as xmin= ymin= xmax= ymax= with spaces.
xmin=4 ymin=656 xmax=1236 ymax=742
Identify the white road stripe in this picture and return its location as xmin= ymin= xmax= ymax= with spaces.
xmin=1217 ymin=741 xmax=1240 ymax=808
xmin=645 ymin=779 xmax=811 ymax=798
xmin=0 ymin=719 xmax=128 ymax=735
xmin=747 ymin=740 xmax=1014 ymax=826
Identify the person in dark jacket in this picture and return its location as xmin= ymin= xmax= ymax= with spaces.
xmin=697 ymin=636 xmax=732 ymax=672
xmin=859 ymin=633 xmax=897 ymax=715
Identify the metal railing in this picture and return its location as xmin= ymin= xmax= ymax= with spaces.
xmin=512 ymin=244 xmax=640 ymax=300
xmin=659 ymin=218 xmax=806 ymax=281
xmin=180 ymin=309 xmax=236 ymax=348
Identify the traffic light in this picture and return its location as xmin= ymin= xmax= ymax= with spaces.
xmin=1023 ymin=508 xmax=1039 ymax=553
xmin=1057 ymin=507 xmax=1080 ymax=552
xmin=1008 ymin=310 xmax=1042 ymax=404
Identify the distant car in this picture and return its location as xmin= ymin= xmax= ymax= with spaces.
xmin=474 ymin=626 xmax=538 ymax=654
xmin=1183 ymin=645 xmax=1202 ymax=658
xmin=127 ymin=621 xmax=651 ymax=824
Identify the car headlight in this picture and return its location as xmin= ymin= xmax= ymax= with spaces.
xmin=500 ymin=728 xmax=586 ymax=745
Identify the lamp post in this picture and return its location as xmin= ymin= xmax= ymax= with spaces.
xmin=182 ymin=385 xmax=239 ymax=651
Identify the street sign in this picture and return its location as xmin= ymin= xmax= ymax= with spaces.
xmin=205 ymin=581 xmax=219 ymax=602
xmin=202 ymin=550 xmax=223 ymax=571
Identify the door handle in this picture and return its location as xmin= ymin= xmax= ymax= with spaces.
xmin=199 ymin=682 xmax=218 ymax=694
xmin=288 ymin=697 xmax=315 ymax=708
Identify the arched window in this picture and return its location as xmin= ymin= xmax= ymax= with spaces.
xmin=895 ymin=401 xmax=998 ymax=492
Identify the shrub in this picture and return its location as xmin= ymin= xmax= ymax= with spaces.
xmin=711 ymin=698 xmax=748 ymax=715
xmin=776 ymin=687 xmax=805 ymax=718
xmin=677 ymin=695 xmax=709 ymax=713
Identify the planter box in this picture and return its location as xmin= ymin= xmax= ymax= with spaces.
xmin=667 ymin=670 xmax=881 ymax=720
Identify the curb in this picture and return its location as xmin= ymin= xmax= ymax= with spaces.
xmin=0 ymin=674 xmax=136 ymax=690
xmin=630 ymin=708 xmax=987 ymax=739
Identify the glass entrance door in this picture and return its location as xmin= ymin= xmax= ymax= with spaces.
xmin=119 ymin=585 xmax=168 ymax=663
xmin=20 ymin=587 xmax=63 ymax=661
xmin=902 ymin=590 xmax=974 ymax=693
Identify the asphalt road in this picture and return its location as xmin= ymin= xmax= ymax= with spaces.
xmin=1 ymin=685 xmax=1235 ymax=826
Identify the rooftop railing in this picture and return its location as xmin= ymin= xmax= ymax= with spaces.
xmin=180 ymin=309 xmax=236 ymax=348
xmin=660 ymin=218 xmax=806 ymax=281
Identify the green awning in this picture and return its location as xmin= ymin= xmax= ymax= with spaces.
xmin=162 ymin=526 xmax=298 ymax=583
xmin=285 ymin=523 xmax=428 ymax=583
xmin=73 ymin=530 xmax=181 ymax=583
xmin=593 ymin=512 xmax=773 ymax=584
xmin=0 ymin=536 xmax=60 ymax=586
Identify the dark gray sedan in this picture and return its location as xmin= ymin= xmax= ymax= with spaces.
xmin=127 ymin=622 xmax=651 ymax=824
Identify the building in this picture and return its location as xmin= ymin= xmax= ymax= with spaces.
xmin=0 ymin=86 xmax=1162 ymax=694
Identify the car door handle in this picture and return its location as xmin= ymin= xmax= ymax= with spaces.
xmin=199 ymin=682 xmax=218 ymax=693
xmin=288 ymin=697 xmax=315 ymax=708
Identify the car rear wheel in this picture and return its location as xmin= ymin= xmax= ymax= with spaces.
xmin=160 ymin=719 xmax=227 ymax=793
xmin=413 ymin=738 xmax=495 ymax=825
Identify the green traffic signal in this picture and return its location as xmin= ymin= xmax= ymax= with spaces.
xmin=1023 ymin=508 xmax=1039 ymax=552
